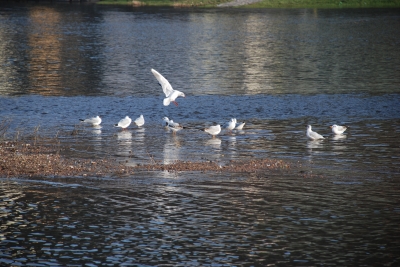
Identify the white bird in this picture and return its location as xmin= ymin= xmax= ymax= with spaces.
xmin=134 ymin=114 xmax=145 ymax=127
xmin=235 ymin=122 xmax=245 ymax=130
xmin=162 ymin=117 xmax=180 ymax=127
xmin=330 ymin=124 xmax=347 ymax=135
xmin=168 ymin=124 xmax=184 ymax=135
xmin=225 ymin=118 xmax=237 ymax=132
xmin=115 ymin=116 xmax=132 ymax=129
xmin=162 ymin=117 xmax=183 ymax=134
xmin=80 ymin=116 xmax=102 ymax=126
xmin=306 ymin=125 xmax=325 ymax=140
xmin=151 ymin=68 xmax=185 ymax=106
xmin=205 ymin=125 xmax=221 ymax=138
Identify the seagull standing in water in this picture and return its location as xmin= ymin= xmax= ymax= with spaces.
xmin=115 ymin=116 xmax=132 ymax=129
xmin=330 ymin=124 xmax=347 ymax=135
xmin=306 ymin=125 xmax=325 ymax=140
xmin=80 ymin=116 xmax=102 ymax=126
xmin=168 ymin=124 xmax=184 ymax=135
xmin=235 ymin=122 xmax=245 ymax=130
xmin=134 ymin=114 xmax=145 ymax=127
xmin=163 ymin=117 xmax=183 ymax=134
xmin=151 ymin=68 xmax=185 ymax=106
xmin=205 ymin=125 xmax=221 ymax=138
xmin=163 ymin=117 xmax=180 ymax=128
xmin=225 ymin=118 xmax=237 ymax=132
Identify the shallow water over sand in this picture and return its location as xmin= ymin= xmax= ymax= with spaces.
xmin=1 ymin=3 xmax=400 ymax=266
xmin=1 ymin=93 xmax=399 ymax=180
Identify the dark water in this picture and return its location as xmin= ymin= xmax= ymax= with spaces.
xmin=1 ymin=3 xmax=400 ymax=266
xmin=1 ymin=175 xmax=400 ymax=266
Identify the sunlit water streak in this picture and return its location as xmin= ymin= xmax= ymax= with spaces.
xmin=0 ymin=3 xmax=400 ymax=266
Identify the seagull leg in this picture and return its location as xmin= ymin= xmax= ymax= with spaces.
xmin=173 ymin=101 xmax=179 ymax=107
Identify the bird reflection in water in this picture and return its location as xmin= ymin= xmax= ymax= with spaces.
xmin=306 ymin=140 xmax=324 ymax=158
xmin=116 ymin=131 xmax=132 ymax=157
xmin=205 ymin=138 xmax=222 ymax=149
xmin=332 ymin=134 xmax=347 ymax=141
xmin=163 ymin=134 xmax=182 ymax=165
xmin=90 ymin=125 xmax=102 ymax=135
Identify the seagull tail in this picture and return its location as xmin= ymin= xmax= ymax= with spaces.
xmin=163 ymin=98 xmax=171 ymax=106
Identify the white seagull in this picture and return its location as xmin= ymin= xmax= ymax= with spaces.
xmin=80 ymin=116 xmax=102 ymax=126
xmin=306 ymin=125 xmax=325 ymax=140
xmin=115 ymin=116 xmax=132 ymax=129
xmin=168 ymin=124 xmax=184 ymax=135
xmin=330 ymin=124 xmax=347 ymax=135
xmin=162 ymin=117 xmax=180 ymax=127
xmin=151 ymin=68 xmax=185 ymax=106
xmin=225 ymin=118 xmax=237 ymax=132
xmin=134 ymin=114 xmax=145 ymax=127
xmin=205 ymin=125 xmax=221 ymax=138
xmin=235 ymin=122 xmax=245 ymax=130
xmin=162 ymin=117 xmax=183 ymax=134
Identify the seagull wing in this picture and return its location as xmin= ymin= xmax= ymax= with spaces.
xmin=151 ymin=69 xmax=174 ymax=97
xmin=310 ymin=131 xmax=324 ymax=140
xmin=338 ymin=125 xmax=347 ymax=132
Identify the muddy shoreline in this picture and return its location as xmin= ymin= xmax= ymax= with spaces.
xmin=0 ymin=140 xmax=300 ymax=179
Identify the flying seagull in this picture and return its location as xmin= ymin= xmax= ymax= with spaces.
xmin=151 ymin=68 xmax=185 ymax=106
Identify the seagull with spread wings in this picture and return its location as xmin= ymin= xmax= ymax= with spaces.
xmin=151 ymin=68 xmax=185 ymax=106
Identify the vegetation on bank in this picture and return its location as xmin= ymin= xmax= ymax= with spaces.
xmin=246 ymin=0 xmax=400 ymax=8
xmin=97 ymin=0 xmax=400 ymax=8
xmin=97 ymin=0 xmax=227 ymax=7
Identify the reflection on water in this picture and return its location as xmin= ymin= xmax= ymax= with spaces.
xmin=205 ymin=137 xmax=222 ymax=149
xmin=331 ymin=134 xmax=347 ymax=141
xmin=307 ymin=139 xmax=324 ymax=150
xmin=163 ymin=134 xmax=182 ymax=165
xmin=1 ymin=175 xmax=399 ymax=266
xmin=116 ymin=131 xmax=132 ymax=157
xmin=1 ymin=5 xmax=400 ymax=96
xmin=27 ymin=7 xmax=63 ymax=95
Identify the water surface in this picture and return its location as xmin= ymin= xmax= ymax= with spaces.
xmin=0 ymin=3 xmax=400 ymax=266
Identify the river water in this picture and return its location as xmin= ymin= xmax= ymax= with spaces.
xmin=1 ymin=3 xmax=400 ymax=266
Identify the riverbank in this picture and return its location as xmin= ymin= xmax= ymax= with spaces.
xmin=97 ymin=0 xmax=400 ymax=8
